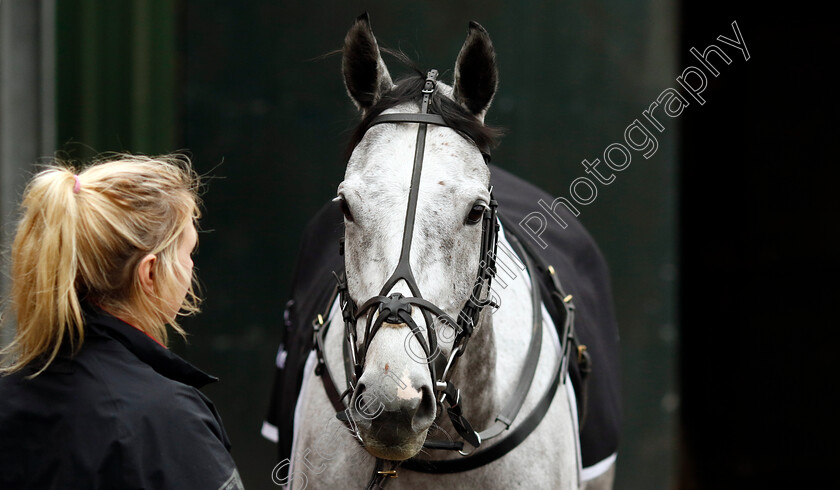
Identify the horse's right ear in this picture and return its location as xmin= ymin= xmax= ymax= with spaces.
xmin=342 ymin=12 xmax=394 ymax=113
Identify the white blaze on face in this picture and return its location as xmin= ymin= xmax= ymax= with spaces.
xmin=396 ymin=368 xmax=421 ymax=400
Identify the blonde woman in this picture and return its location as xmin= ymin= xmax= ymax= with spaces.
xmin=0 ymin=155 xmax=243 ymax=489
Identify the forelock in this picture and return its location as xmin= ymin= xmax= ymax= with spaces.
xmin=344 ymin=74 xmax=503 ymax=163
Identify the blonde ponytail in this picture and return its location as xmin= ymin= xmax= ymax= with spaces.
xmin=1 ymin=154 xmax=202 ymax=375
xmin=4 ymin=169 xmax=86 ymax=374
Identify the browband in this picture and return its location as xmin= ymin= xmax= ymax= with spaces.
xmin=369 ymin=113 xmax=447 ymax=127
xmin=367 ymin=110 xmax=492 ymax=164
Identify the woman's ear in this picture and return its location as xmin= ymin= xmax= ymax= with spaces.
xmin=137 ymin=254 xmax=157 ymax=295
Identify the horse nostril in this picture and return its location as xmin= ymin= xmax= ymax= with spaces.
xmin=412 ymin=385 xmax=436 ymax=431
xmin=351 ymin=382 xmax=375 ymax=428
xmin=351 ymin=382 xmax=366 ymax=404
xmin=351 ymin=383 xmax=367 ymax=410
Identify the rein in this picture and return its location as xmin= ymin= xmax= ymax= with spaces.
xmin=311 ymin=70 xmax=581 ymax=487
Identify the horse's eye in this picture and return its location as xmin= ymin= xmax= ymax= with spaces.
xmin=466 ymin=203 xmax=485 ymax=225
xmin=337 ymin=197 xmax=355 ymax=222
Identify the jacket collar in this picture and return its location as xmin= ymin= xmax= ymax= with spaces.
xmin=83 ymin=304 xmax=218 ymax=389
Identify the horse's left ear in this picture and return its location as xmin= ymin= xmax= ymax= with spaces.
xmin=453 ymin=22 xmax=498 ymax=122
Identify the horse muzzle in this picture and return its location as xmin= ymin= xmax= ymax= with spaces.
xmin=349 ymin=337 xmax=437 ymax=460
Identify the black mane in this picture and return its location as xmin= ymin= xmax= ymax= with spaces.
xmin=345 ymin=74 xmax=503 ymax=162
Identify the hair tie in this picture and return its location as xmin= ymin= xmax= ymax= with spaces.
xmin=73 ymin=175 xmax=81 ymax=194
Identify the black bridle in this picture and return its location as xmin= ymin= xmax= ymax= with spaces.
xmin=312 ymin=70 xmax=580 ymax=487
xmin=340 ymin=69 xmax=499 ymax=417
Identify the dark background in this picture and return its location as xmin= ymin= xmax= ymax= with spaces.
xmin=679 ymin=4 xmax=839 ymax=489
xmin=3 ymin=1 xmax=834 ymax=488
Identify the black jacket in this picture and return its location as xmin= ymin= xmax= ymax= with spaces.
xmin=0 ymin=306 xmax=244 ymax=490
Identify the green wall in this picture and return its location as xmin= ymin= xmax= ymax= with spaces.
xmin=56 ymin=0 xmax=176 ymax=158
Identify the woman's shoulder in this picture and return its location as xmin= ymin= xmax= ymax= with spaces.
xmin=0 ymin=320 xmax=216 ymax=433
xmin=67 ymin=329 xmax=225 ymax=432
xmin=0 ymin=332 xmax=178 ymax=427
xmin=0 ymin=328 xmax=240 ymax=489
xmin=89 ymin=343 xmax=240 ymax=489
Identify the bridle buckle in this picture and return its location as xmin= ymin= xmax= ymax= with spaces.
xmin=577 ymin=344 xmax=588 ymax=364
xmin=421 ymin=69 xmax=439 ymax=94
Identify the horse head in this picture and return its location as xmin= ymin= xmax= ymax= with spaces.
xmin=337 ymin=13 xmax=499 ymax=461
